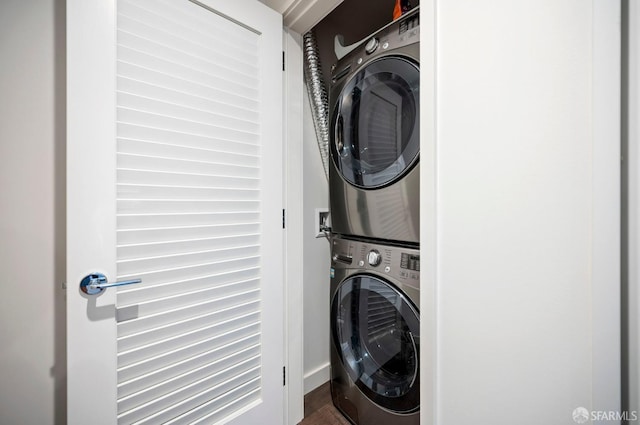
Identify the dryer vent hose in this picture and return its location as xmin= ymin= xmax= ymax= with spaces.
xmin=303 ymin=30 xmax=330 ymax=181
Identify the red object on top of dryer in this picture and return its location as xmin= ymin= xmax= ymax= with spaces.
xmin=393 ymin=0 xmax=412 ymax=20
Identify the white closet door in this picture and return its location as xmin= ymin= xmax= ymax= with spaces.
xmin=67 ymin=1 xmax=283 ymax=424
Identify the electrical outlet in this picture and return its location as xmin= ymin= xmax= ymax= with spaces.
xmin=315 ymin=208 xmax=330 ymax=238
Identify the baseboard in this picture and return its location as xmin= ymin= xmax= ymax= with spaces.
xmin=303 ymin=362 xmax=330 ymax=394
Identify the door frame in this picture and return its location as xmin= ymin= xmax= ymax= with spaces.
xmin=66 ymin=1 xmax=118 ymax=422
xmin=283 ymin=27 xmax=305 ymax=425
xmin=622 ymin=0 xmax=640 ymax=417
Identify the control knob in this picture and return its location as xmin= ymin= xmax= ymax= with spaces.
xmin=365 ymin=37 xmax=379 ymax=54
xmin=367 ymin=249 xmax=382 ymax=267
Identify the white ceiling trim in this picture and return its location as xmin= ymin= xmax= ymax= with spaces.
xmin=260 ymin=0 xmax=343 ymax=33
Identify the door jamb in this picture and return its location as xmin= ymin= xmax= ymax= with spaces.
xmin=283 ymin=27 xmax=305 ymax=425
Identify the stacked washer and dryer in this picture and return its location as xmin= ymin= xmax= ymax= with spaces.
xmin=328 ymin=7 xmax=421 ymax=425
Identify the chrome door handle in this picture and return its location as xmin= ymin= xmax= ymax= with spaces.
xmin=80 ymin=272 xmax=142 ymax=295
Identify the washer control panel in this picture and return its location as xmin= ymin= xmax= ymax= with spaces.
xmin=331 ymin=237 xmax=420 ymax=289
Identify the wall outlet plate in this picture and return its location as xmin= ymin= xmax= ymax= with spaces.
xmin=315 ymin=208 xmax=330 ymax=238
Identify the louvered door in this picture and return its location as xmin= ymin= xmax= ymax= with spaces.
xmin=66 ymin=1 xmax=283 ymax=424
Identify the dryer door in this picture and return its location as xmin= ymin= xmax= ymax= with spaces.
xmin=331 ymin=57 xmax=419 ymax=189
xmin=331 ymin=274 xmax=420 ymax=413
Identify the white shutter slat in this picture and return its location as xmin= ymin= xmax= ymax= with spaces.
xmin=120 ymin=286 xmax=258 ymax=323
xmin=117 ymin=93 xmax=260 ymax=134
xmin=118 ymin=109 xmax=258 ymax=145
xmin=117 ymin=138 xmax=259 ymax=165
xmin=119 ymin=0 xmax=257 ymax=56
xmin=115 ymin=0 xmax=269 ymax=422
xmin=118 ymin=212 xmax=260 ymax=229
xmin=161 ymin=380 xmax=261 ymax=425
xmin=117 ymin=250 xmax=259 ymax=280
xmin=117 ymin=349 xmax=260 ymax=414
xmin=168 ymin=382 xmax=261 ymax=425
xmin=116 ymin=268 xmax=259 ymax=306
xmin=118 ymin=169 xmax=258 ymax=189
xmin=144 ymin=0 xmax=257 ymax=46
xmin=118 ymin=312 xmax=260 ymax=367
xmin=118 ymin=46 xmax=257 ymax=101
xmin=117 ymin=257 xmax=261 ymax=288
xmin=117 ymin=284 xmax=260 ymax=333
xmin=117 ymin=63 xmax=259 ymax=113
xmin=118 ymin=299 xmax=260 ymax=352
xmin=117 ymin=336 xmax=260 ymax=398
xmin=117 ymin=244 xmax=260 ymax=274
xmin=117 ymin=185 xmax=259 ymax=202
xmin=117 ymin=224 xmax=260 ymax=245
xmin=117 ymin=10 xmax=257 ymax=72
xmin=117 ymin=328 xmax=260 ymax=383
xmin=117 ymin=28 xmax=257 ymax=88
xmin=118 ymin=77 xmax=259 ymax=127
xmin=117 ymin=200 xmax=259 ymax=215
xmin=117 ymin=234 xmax=259 ymax=260
xmin=122 ymin=369 xmax=260 ymax=425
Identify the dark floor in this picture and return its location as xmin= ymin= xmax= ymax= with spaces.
xmin=298 ymin=382 xmax=351 ymax=425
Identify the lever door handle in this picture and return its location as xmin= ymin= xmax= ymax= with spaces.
xmin=80 ymin=273 xmax=142 ymax=295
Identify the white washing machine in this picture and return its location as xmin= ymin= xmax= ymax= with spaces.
xmin=329 ymin=8 xmax=420 ymax=245
xmin=330 ymin=235 xmax=420 ymax=425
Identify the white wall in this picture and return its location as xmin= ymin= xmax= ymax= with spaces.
xmin=302 ymin=89 xmax=331 ymax=394
xmin=0 ymin=1 xmax=66 ymax=424
xmin=424 ymin=0 xmax=621 ymax=424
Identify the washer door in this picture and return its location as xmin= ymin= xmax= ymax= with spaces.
xmin=331 ymin=274 xmax=420 ymax=413
xmin=331 ymin=56 xmax=419 ymax=189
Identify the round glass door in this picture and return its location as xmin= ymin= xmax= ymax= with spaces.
xmin=331 ymin=274 xmax=420 ymax=413
xmin=331 ymin=56 xmax=420 ymax=189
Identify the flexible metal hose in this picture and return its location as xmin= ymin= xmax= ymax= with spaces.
xmin=303 ymin=29 xmax=330 ymax=180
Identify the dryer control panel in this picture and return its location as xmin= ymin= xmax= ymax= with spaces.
xmin=331 ymin=7 xmax=419 ymax=85
xmin=331 ymin=237 xmax=420 ymax=290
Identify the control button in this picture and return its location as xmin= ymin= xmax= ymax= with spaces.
xmin=358 ymin=260 xmax=365 ymax=267
xmin=357 ymin=58 xmax=363 ymax=65
xmin=365 ymin=37 xmax=379 ymax=54
xmin=401 ymin=253 xmax=409 ymax=268
xmin=400 ymin=271 xmax=409 ymax=278
xmin=367 ymin=249 xmax=381 ymax=267
xmin=410 ymin=273 xmax=419 ymax=280
xmin=384 ymin=266 xmax=391 ymax=273
xmin=382 ymin=42 xmax=389 ymax=50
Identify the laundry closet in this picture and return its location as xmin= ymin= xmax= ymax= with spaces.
xmin=280 ymin=0 xmax=622 ymax=424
